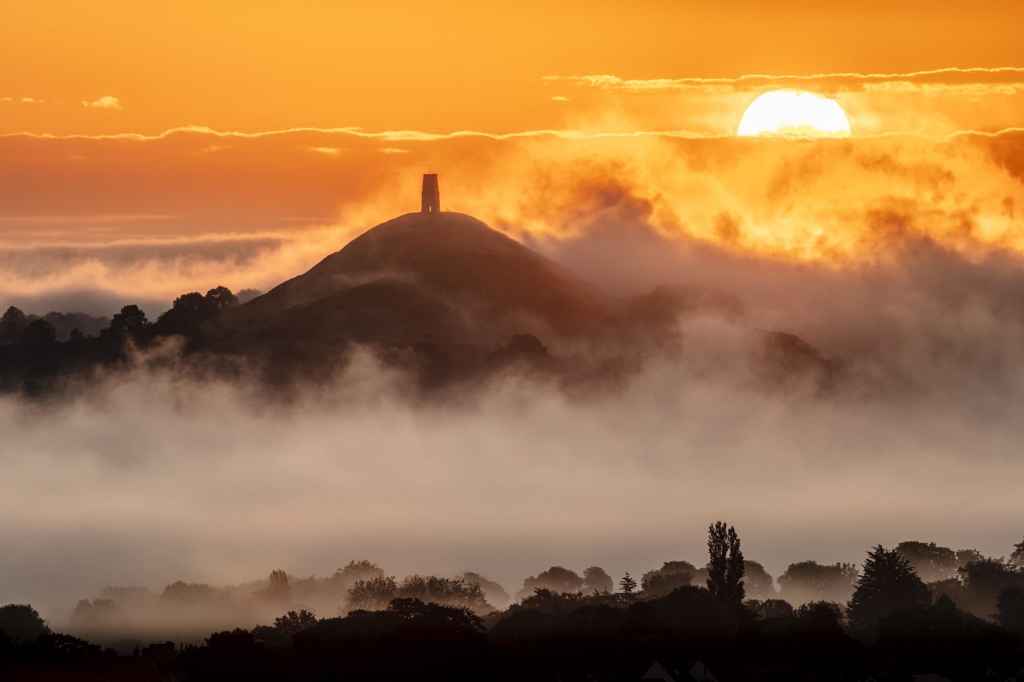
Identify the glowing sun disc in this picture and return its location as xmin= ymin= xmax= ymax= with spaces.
xmin=737 ymin=89 xmax=852 ymax=138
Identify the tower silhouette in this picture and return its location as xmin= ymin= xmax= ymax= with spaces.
xmin=421 ymin=173 xmax=440 ymax=214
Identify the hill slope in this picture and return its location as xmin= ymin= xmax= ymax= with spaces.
xmin=232 ymin=211 xmax=609 ymax=344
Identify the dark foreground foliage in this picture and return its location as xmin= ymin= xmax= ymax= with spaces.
xmin=5 ymin=527 xmax=1024 ymax=681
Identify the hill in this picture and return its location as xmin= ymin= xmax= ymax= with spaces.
xmin=226 ymin=211 xmax=609 ymax=347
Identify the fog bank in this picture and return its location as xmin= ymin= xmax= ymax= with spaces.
xmin=1 ymin=340 xmax=1021 ymax=626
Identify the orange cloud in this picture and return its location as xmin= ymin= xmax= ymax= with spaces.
xmin=81 ymin=96 xmax=123 ymax=110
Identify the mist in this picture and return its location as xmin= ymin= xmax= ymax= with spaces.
xmin=3 ymin=129 xmax=1024 ymax=638
xmin=2 ymin=301 xmax=1022 ymax=630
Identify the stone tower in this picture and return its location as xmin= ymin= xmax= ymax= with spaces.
xmin=421 ymin=173 xmax=440 ymax=214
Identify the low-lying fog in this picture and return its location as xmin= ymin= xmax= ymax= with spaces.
xmin=2 ymin=319 xmax=1022 ymax=627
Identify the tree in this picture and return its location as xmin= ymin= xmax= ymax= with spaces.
xmin=743 ymin=560 xmax=776 ymax=599
xmin=641 ymin=561 xmax=696 ymax=598
xmin=347 ymin=576 xmax=398 ymax=611
xmin=619 ymin=572 xmax=637 ymax=596
xmin=1011 ymin=538 xmax=1024 ymax=568
xmin=0 ymin=306 xmax=28 ymax=341
xmin=0 ymin=604 xmax=48 ymax=642
xmin=20 ymin=319 xmax=56 ymax=345
xmin=747 ymin=598 xmax=794 ymax=620
xmin=794 ymin=601 xmax=845 ymax=634
xmin=518 ymin=566 xmax=584 ymax=599
xmin=394 ymin=575 xmax=491 ymax=614
xmin=706 ymin=521 xmax=745 ymax=609
xmin=895 ymin=540 xmax=959 ymax=582
xmin=265 ymin=569 xmax=290 ymax=603
xmin=461 ymin=572 xmax=511 ymax=610
xmin=155 ymin=286 xmax=238 ymax=341
xmin=274 ymin=609 xmax=317 ymax=635
xmin=204 ymin=286 xmax=238 ymax=310
xmin=847 ymin=545 xmax=930 ymax=632
xmin=956 ymin=548 xmax=984 ymax=567
xmin=958 ymin=558 xmax=1024 ymax=617
xmin=997 ymin=587 xmax=1024 ymax=635
xmin=582 ymin=566 xmax=613 ymax=594
xmin=108 ymin=304 xmax=150 ymax=340
xmin=778 ymin=561 xmax=859 ymax=604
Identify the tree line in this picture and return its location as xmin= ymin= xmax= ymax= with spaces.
xmin=4 ymin=525 xmax=1024 ymax=680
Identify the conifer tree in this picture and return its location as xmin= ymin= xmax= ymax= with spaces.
xmin=619 ymin=572 xmax=637 ymax=596
xmin=847 ymin=545 xmax=930 ymax=632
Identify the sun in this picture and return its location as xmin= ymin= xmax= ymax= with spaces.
xmin=737 ymin=90 xmax=852 ymax=138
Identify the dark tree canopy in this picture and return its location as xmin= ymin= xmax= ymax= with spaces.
xmin=274 ymin=609 xmax=317 ymax=635
xmin=0 ymin=306 xmax=28 ymax=341
xmin=582 ymin=566 xmax=613 ymax=594
xmin=21 ymin=319 xmax=57 ymax=346
xmin=778 ymin=560 xmax=859 ymax=604
xmin=997 ymin=587 xmax=1024 ymax=635
xmin=0 ymin=604 xmax=49 ymax=642
xmin=641 ymin=561 xmax=696 ymax=598
xmin=847 ymin=545 xmax=931 ymax=632
xmin=1011 ymin=538 xmax=1024 ymax=568
xmin=519 ymin=566 xmax=584 ymax=599
xmin=108 ymin=304 xmax=150 ymax=340
xmin=706 ymin=521 xmax=745 ymax=609
xmin=743 ymin=560 xmax=775 ymax=599
xmin=957 ymin=558 xmax=1024 ymax=616
xmin=895 ymin=540 xmax=960 ymax=583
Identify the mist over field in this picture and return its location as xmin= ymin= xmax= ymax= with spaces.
xmin=3 ymin=279 xmax=1023 ymax=628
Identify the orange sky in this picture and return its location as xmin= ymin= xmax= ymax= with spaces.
xmin=4 ymin=1 xmax=1024 ymax=135
xmin=3 ymin=2 xmax=1024 ymax=313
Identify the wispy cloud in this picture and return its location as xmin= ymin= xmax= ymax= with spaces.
xmin=309 ymin=146 xmax=342 ymax=157
xmin=2 ymin=96 xmax=44 ymax=104
xmin=81 ymin=95 xmax=123 ymax=110
xmin=545 ymin=66 xmax=1024 ymax=95
xmin=379 ymin=147 xmax=409 ymax=154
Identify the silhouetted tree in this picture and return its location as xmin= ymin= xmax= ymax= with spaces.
xmin=743 ymin=560 xmax=776 ymax=599
xmin=347 ymin=576 xmax=398 ymax=611
xmin=0 ymin=604 xmax=48 ymax=642
xmin=958 ymin=558 xmax=1024 ymax=617
xmin=107 ymin=304 xmax=149 ymax=341
xmin=706 ymin=521 xmax=745 ymax=609
xmin=274 ymin=609 xmax=317 ymax=635
xmin=794 ymin=600 xmax=845 ymax=634
xmin=393 ymin=575 xmax=491 ymax=613
xmin=518 ymin=566 xmax=584 ymax=599
xmin=997 ymin=587 xmax=1024 ymax=635
xmin=204 ymin=286 xmax=238 ymax=310
xmin=265 ymin=569 xmax=289 ymax=603
xmin=0 ymin=306 xmax=28 ymax=341
xmin=619 ymin=572 xmax=637 ymax=597
xmin=461 ymin=572 xmax=511 ymax=609
xmin=847 ymin=545 xmax=930 ymax=633
xmin=956 ymin=548 xmax=984 ymax=567
xmin=747 ymin=598 xmax=794 ymax=620
xmin=582 ymin=566 xmax=613 ymax=594
xmin=641 ymin=561 xmax=696 ymax=598
xmin=896 ymin=540 xmax=960 ymax=582
xmin=154 ymin=286 xmax=238 ymax=342
xmin=332 ymin=560 xmax=384 ymax=587
xmin=20 ymin=319 xmax=56 ymax=345
xmin=161 ymin=581 xmax=218 ymax=605
xmin=778 ymin=560 xmax=859 ymax=604
xmin=1011 ymin=538 xmax=1024 ymax=568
